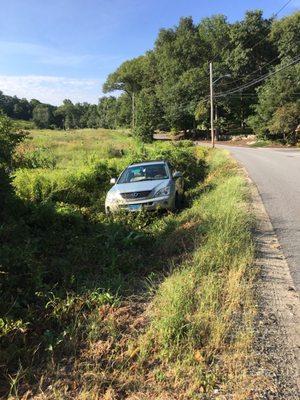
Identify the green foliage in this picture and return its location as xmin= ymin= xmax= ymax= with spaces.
xmin=98 ymin=96 xmax=118 ymax=128
xmin=12 ymin=119 xmax=36 ymax=130
xmin=32 ymin=104 xmax=54 ymax=129
xmin=138 ymin=151 xmax=255 ymax=396
xmin=133 ymin=124 xmax=154 ymax=143
xmin=13 ymin=147 xmax=58 ymax=169
xmin=100 ymin=10 xmax=299 ymax=141
xmin=13 ymin=161 xmax=119 ymax=206
xmin=1 ymin=129 xmax=208 ymax=396
xmin=268 ymin=102 xmax=300 ymax=143
xmin=0 ymin=115 xmax=27 ymax=167
xmin=136 ymin=88 xmax=164 ymax=130
xmin=1 ymin=10 xmax=299 ymax=139
xmin=195 ymin=99 xmax=209 ymax=128
xmin=0 ymin=115 xmax=27 ymax=212
xmin=248 ymin=62 xmax=300 ymax=139
xmin=271 ymin=11 xmax=300 ymax=59
xmin=0 ymin=91 xmax=32 ymax=120
xmin=103 ymin=56 xmax=145 ymax=95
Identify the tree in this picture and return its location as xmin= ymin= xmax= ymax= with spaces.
xmin=248 ymin=62 xmax=300 ymax=139
xmin=136 ymin=88 xmax=164 ymax=130
xmin=271 ymin=11 xmax=300 ymax=60
xmin=55 ymin=100 xmax=80 ymax=129
xmin=154 ymin=17 xmax=206 ymax=130
xmin=32 ymin=104 xmax=54 ymax=129
xmin=103 ymin=56 xmax=146 ymax=128
xmin=86 ymin=105 xmax=99 ymax=128
xmin=98 ymin=97 xmax=118 ymax=129
xmin=115 ymin=94 xmax=131 ymax=127
xmin=198 ymin=14 xmax=230 ymax=62
xmin=268 ymin=102 xmax=300 ymax=143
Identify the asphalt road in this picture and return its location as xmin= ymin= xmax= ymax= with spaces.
xmin=217 ymin=144 xmax=300 ymax=293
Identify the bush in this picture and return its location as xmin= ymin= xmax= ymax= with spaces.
xmin=129 ymin=140 xmax=207 ymax=189
xmin=13 ymin=161 xmax=121 ymax=207
xmin=133 ymin=124 xmax=154 ymax=143
xmin=1 ymin=131 xmax=209 ymax=396
xmin=0 ymin=115 xmax=27 ymax=215
xmin=13 ymin=147 xmax=58 ymax=169
xmin=12 ymin=119 xmax=36 ymax=130
xmin=268 ymin=102 xmax=300 ymax=144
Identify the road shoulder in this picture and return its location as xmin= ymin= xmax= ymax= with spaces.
xmin=249 ymin=174 xmax=300 ymax=398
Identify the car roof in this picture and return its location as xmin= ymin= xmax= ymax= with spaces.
xmin=129 ymin=160 xmax=167 ymax=167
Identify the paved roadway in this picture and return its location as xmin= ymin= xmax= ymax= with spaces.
xmin=216 ymin=144 xmax=300 ymax=292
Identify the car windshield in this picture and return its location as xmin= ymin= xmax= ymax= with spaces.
xmin=118 ymin=163 xmax=169 ymax=184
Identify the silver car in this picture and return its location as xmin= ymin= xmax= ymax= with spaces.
xmin=105 ymin=160 xmax=184 ymax=213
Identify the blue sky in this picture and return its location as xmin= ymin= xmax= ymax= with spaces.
xmin=0 ymin=0 xmax=299 ymax=105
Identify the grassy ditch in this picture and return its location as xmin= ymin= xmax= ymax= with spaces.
xmin=137 ymin=151 xmax=257 ymax=398
xmin=1 ymin=129 xmax=258 ymax=399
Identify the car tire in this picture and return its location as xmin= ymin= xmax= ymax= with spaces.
xmin=175 ymin=192 xmax=180 ymax=209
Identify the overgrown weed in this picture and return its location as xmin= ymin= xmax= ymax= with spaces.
xmin=1 ymin=130 xmax=258 ymax=399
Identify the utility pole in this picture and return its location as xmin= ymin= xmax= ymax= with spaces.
xmin=209 ymin=62 xmax=214 ymax=148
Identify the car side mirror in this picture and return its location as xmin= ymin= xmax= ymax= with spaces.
xmin=172 ymin=171 xmax=182 ymax=179
xmin=110 ymin=178 xmax=116 ymax=184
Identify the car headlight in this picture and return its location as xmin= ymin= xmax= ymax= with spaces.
xmin=154 ymin=186 xmax=171 ymax=197
xmin=106 ymin=192 xmax=120 ymax=203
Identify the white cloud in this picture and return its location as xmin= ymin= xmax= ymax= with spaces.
xmin=0 ymin=75 xmax=103 ymax=105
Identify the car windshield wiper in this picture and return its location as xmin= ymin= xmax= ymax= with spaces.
xmin=132 ymin=178 xmax=155 ymax=182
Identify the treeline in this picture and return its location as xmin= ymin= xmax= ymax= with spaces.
xmin=1 ymin=10 xmax=299 ymax=141
xmin=0 ymin=92 xmax=131 ymax=130
xmin=103 ymin=10 xmax=300 ymax=142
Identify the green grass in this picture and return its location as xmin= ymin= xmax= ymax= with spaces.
xmin=14 ymin=128 xmax=133 ymax=169
xmin=1 ymin=128 xmax=259 ymax=399
xmin=134 ymin=151 xmax=257 ymax=398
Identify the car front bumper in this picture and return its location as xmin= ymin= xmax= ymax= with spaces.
xmin=105 ymin=195 xmax=174 ymax=213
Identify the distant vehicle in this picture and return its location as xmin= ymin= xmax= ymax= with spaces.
xmin=105 ymin=160 xmax=184 ymax=214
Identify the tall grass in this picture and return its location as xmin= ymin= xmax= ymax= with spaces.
xmin=136 ymin=151 xmax=256 ymax=398
xmin=1 ymin=129 xmax=257 ymax=398
xmin=1 ymin=129 xmax=206 ymax=398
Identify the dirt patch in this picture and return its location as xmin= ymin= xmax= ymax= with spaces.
xmin=248 ymin=174 xmax=300 ymax=398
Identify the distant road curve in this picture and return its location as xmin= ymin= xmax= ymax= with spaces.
xmin=214 ymin=144 xmax=300 ymax=293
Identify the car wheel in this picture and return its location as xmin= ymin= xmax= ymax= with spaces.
xmin=175 ymin=192 xmax=180 ymax=209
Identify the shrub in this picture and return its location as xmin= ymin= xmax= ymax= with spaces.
xmin=133 ymin=124 xmax=154 ymax=143
xmin=13 ymin=147 xmax=57 ymax=169
xmin=13 ymin=162 xmax=121 ymax=207
xmin=268 ymin=102 xmax=300 ymax=144
xmin=12 ymin=119 xmax=36 ymax=130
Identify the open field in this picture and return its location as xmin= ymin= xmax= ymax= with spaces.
xmin=14 ymin=128 xmax=133 ymax=169
xmin=1 ymin=128 xmax=260 ymax=398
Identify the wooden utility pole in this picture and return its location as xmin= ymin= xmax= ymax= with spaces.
xmin=209 ymin=62 xmax=214 ymax=148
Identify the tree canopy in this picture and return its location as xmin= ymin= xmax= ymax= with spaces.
xmin=102 ymin=10 xmax=300 ymax=141
xmin=0 ymin=10 xmax=299 ymax=142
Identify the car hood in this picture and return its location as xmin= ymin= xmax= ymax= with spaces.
xmin=108 ymin=179 xmax=170 ymax=195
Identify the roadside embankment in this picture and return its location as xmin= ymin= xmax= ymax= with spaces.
xmin=5 ymin=144 xmax=296 ymax=399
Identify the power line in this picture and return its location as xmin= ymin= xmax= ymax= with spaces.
xmin=275 ymin=0 xmax=293 ymax=16
xmin=210 ymin=0 xmax=293 ymax=63
xmin=219 ymin=54 xmax=280 ymax=89
xmin=214 ymin=55 xmax=300 ymax=99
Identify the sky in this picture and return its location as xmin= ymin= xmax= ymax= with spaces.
xmin=0 ymin=0 xmax=299 ymax=105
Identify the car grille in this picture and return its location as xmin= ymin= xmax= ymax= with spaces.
xmin=121 ymin=190 xmax=152 ymax=200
